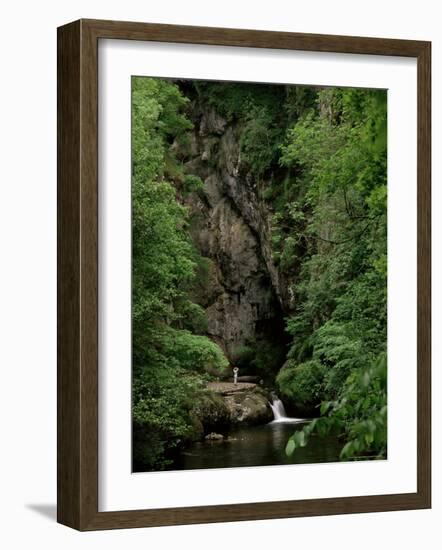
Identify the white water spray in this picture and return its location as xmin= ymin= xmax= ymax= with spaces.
xmin=269 ymin=397 xmax=305 ymax=423
xmin=269 ymin=399 xmax=287 ymax=420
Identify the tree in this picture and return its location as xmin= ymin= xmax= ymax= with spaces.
xmin=132 ymin=77 xmax=228 ymax=470
xmin=278 ymin=88 xmax=388 ymax=459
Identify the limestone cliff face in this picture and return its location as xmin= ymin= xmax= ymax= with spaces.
xmin=176 ymin=101 xmax=291 ymax=359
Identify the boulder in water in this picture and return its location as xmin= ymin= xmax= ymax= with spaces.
xmin=191 ymin=391 xmax=231 ymax=434
xmin=206 ymin=382 xmax=273 ymax=425
xmin=205 ymin=432 xmax=224 ymax=441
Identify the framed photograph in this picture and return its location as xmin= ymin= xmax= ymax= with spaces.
xmin=57 ymin=19 xmax=431 ymax=530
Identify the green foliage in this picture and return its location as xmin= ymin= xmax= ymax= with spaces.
xmin=239 ymin=105 xmax=283 ymax=177
xmin=275 ymin=87 xmax=387 ymax=458
xmin=131 ymin=77 xmax=228 ymax=470
xmin=251 ymin=339 xmax=287 ymax=381
xmin=132 ymin=77 xmax=192 ymax=185
xmin=183 ymin=174 xmax=204 ymax=195
xmin=276 ymin=359 xmax=326 ymax=412
xmin=194 ymin=81 xmax=288 ymax=178
xmin=133 ymin=365 xmax=204 ymax=470
xmin=192 ymin=391 xmax=231 ymax=432
xmin=194 ymin=81 xmax=286 ymax=122
xmin=175 ymin=300 xmax=208 ymax=334
xmin=231 ymin=345 xmax=255 ymax=369
xmin=167 ymin=330 xmax=229 ymax=375
xmin=231 ymin=339 xmax=286 ymax=381
xmin=286 ymin=353 xmax=387 ymax=460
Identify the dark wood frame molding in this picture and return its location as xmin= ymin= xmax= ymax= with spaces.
xmin=57 ymin=19 xmax=431 ymax=530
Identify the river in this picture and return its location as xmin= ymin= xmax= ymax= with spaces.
xmin=168 ymin=420 xmax=343 ymax=471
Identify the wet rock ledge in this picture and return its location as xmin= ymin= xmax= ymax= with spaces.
xmin=196 ymin=382 xmax=273 ymax=433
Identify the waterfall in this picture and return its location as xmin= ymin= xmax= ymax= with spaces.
xmin=269 ymin=399 xmax=288 ymax=420
xmin=269 ymin=397 xmax=305 ymax=423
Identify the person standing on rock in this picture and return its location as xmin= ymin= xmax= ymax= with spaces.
xmin=233 ymin=366 xmax=239 ymax=385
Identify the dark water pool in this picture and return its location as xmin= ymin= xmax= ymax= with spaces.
xmin=168 ymin=420 xmax=344 ymax=471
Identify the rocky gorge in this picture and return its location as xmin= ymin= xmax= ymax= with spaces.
xmin=169 ymin=95 xmax=297 ymax=439
xmin=132 ymin=77 xmax=388 ymax=471
xmin=175 ymin=92 xmax=292 ymax=366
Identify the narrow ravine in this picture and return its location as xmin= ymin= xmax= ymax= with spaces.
xmin=132 ymin=78 xmax=388 ymax=472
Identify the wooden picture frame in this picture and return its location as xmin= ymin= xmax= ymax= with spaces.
xmin=57 ymin=18 xmax=431 ymax=530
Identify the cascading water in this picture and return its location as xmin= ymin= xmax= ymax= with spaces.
xmin=269 ymin=397 xmax=305 ymax=423
xmin=269 ymin=399 xmax=287 ymax=420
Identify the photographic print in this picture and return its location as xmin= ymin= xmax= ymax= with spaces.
xmin=131 ymin=77 xmax=388 ymax=473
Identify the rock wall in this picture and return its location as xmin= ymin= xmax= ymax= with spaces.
xmin=176 ymin=99 xmax=290 ymax=359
